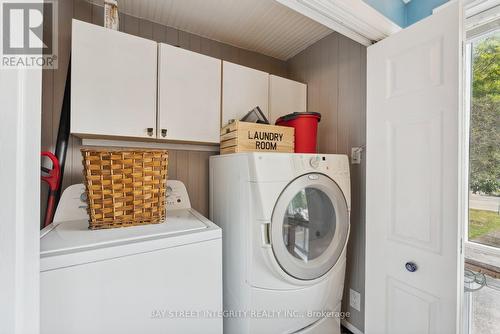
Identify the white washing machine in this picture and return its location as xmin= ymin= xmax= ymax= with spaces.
xmin=40 ymin=180 xmax=222 ymax=334
xmin=209 ymin=153 xmax=350 ymax=334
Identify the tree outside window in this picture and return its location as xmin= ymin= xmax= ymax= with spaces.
xmin=468 ymin=31 xmax=500 ymax=247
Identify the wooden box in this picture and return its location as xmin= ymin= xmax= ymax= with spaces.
xmin=220 ymin=121 xmax=294 ymax=155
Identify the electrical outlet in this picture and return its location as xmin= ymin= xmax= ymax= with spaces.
xmin=351 ymin=147 xmax=362 ymax=164
xmin=349 ymin=289 xmax=361 ymax=311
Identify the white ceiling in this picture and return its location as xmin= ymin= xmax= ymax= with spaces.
xmin=91 ymin=0 xmax=332 ymax=60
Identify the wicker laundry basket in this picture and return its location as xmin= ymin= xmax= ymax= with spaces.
xmin=81 ymin=149 xmax=168 ymax=230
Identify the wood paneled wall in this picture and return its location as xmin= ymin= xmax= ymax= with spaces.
xmin=288 ymin=32 xmax=367 ymax=332
xmin=41 ymin=0 xmax=288 ymax=219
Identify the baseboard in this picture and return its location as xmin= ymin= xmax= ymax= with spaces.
xmin=342 ymin=319 xmax=364 ymax=334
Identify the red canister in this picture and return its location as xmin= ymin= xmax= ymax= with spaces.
xmin=275 ymin=112 xmax=321 ymax=153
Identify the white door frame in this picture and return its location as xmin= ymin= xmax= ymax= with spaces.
xmin=462 ymin=4 xmax=499 ymax=334
xmin=463 ymin=3 xmax=500 ymax=257
xmin=0 ymin=61 xmax=42 ymax=334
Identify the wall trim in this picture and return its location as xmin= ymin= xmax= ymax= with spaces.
xmin=276 ymin=0 xmax=401 ymax=45
xmin=464 ymin=1 xmax=500 ymax=39
xmin=0 ymin=67 xmax=42 ymax=334
xmin=342 ymin=319 xmax=364 ymax=334
xmin=465 ymin=0 xmax=500 ymax=18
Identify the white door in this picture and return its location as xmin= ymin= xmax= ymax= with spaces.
xmin=366 ymin=2 xmax=464 ymax=334
xmin=71 ymin=20 xmax=158 ymax=139
xmin=221 ymin=61 xmax=269 ymax=126
xmin=269 ymin=75 xmax=307 ymax=124
xmin=158 ymin=44 xmax=221 ymax=143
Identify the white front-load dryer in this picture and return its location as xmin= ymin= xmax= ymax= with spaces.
xmin=210 ymin=153 xmax=350 ymax=334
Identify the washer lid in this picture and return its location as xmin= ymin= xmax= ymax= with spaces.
xmin=270 ymin=173 xmax=349 ymax=281
xmin=40 ymin=209 xmax=220 ymax=270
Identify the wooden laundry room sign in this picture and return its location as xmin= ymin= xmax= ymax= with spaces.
xmin=220 ymin=121 xmax=294 ymax=155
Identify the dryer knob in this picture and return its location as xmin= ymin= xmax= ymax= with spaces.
xmin=309 ymin=157 xmax=320 ymax=169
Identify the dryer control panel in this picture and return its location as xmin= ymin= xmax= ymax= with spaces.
xmin=166 ymin=180 xmax=192 ymax=210
xmin=291 ymin=154 xmax=349 ymax=175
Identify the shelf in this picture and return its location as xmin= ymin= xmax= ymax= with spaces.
xmin=81 ymin=138 xmax=220 ymax=152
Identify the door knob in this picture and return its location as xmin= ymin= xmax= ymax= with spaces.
xmin=161 ymin=129 xmax=167 ymax=138
xmin=405 ymin=262 xmax=418 ymax=272
xmin=147 ymin=128 xmax=153 ymax=136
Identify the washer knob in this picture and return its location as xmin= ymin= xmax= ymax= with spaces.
xmin=309 ymin=157 xmax=321 ymax=168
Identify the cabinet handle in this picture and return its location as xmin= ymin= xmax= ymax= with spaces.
xmin=161 ymin=129 xmax=167 ymax=138
xmin=147 ymin=128 xmax=154 ymax=136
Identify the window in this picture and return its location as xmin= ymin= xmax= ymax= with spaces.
xmin=467 ymin=30 xmax=500 ymax=249
xmin=464 ymin=26 xmax=500 ymax=334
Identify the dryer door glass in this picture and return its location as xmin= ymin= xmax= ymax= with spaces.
xmin=271 ymin=173 xmax=349 ymax=280
xmin=283 ymin=188 xmax=336 ymax=261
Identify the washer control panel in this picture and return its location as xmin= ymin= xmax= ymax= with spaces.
xmin=166 ymin=180 xmax=191 ymax=210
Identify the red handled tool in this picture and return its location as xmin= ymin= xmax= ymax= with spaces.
xmin=41 ymin=151 xmax=61 ymax=228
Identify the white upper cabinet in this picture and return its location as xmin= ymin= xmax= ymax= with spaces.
xmin=158 ymin=44 xmax=221 ymax=143
xmin=70 ymin=20 xmax=305 ymax=144
xmin=269 ymin=75 xmax=307 ymax=124
xmin=71 ymin=19 xmax=158 ymax=138
xmin=222 ymin=61 xmax=269 ymax=126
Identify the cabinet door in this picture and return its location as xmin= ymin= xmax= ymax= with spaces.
xmin=158 ymin=44 xmax=221 ymax=143
xmin=221 ymin=61 xmax=269 ymax=126
xmin=269 ymin=75 xmax=307 ymax=124
xmin=71 ymin=19 xmax=157 ymax=138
